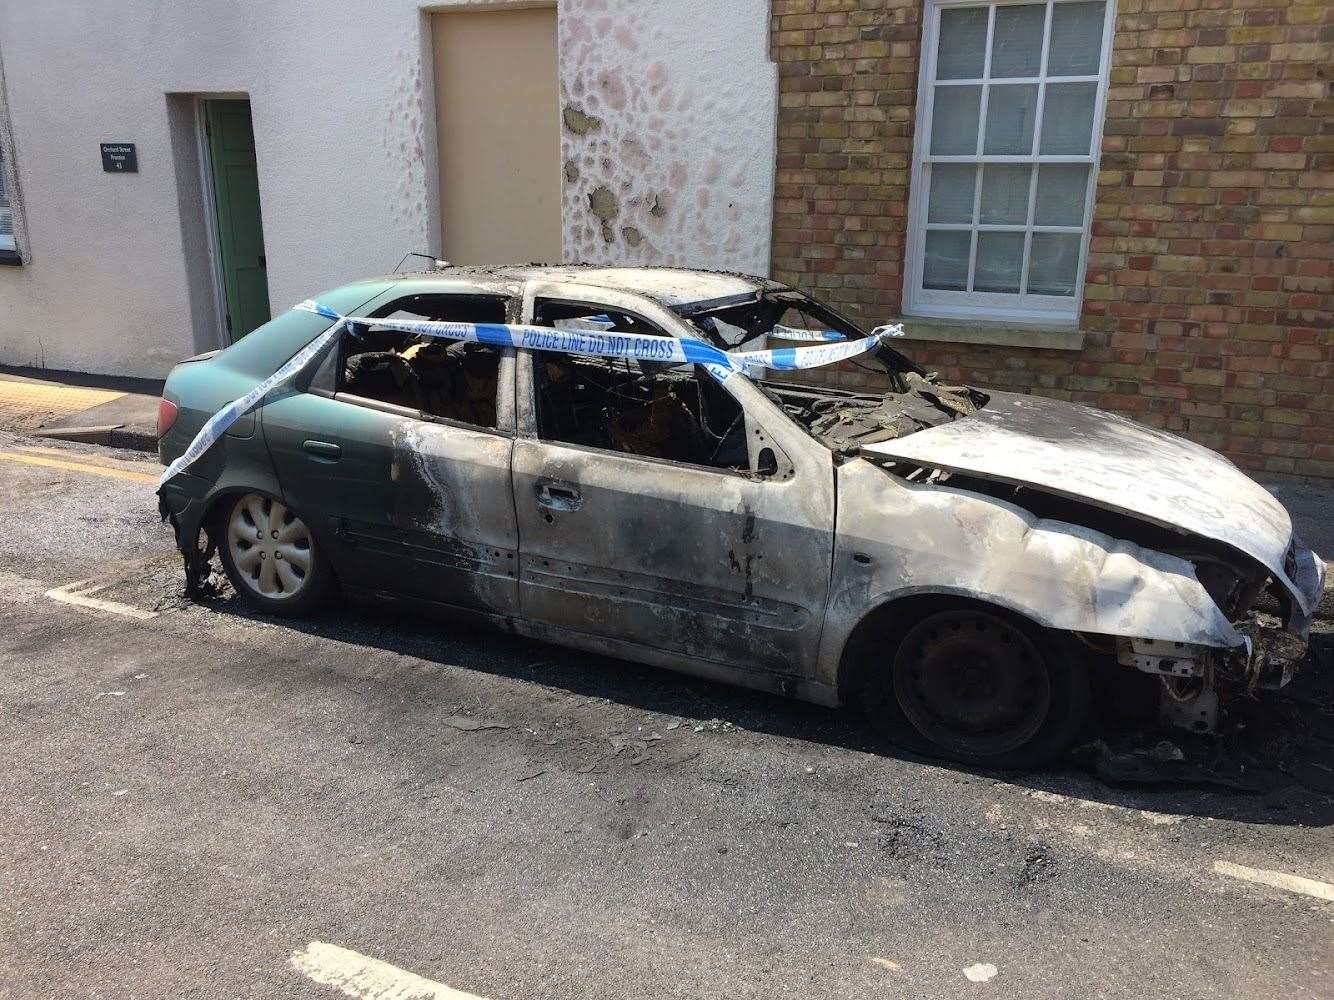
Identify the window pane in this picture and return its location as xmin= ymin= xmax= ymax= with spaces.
xmin=979 ymin=164 xmax=1031 ymax=224
xmin=1034 ymin=164 xmax=1089 ymax=226
xmin=930 ymin=86 xmax=982 ymax=155
xmin=1027 ymin=233 xmax=1082 ymax=295
xmin=983 ymin=84 xmax=1038 ymax=155
xmin=923 ymin=230 xmax=971 ymax=291
xmin=937 ymin=7 xmax=988 ymax=79
xmin=1048 ymin=2 xmax=1106 ymax=76
xmin=974 ymin=232 xmax=1024 ymax=293
xmin=1040 ymin=82 xmax=1098 ymax=154
xmin=991 ymin=4 xmax=1045 ymax=78
xmin=0 ymin=209 xmax=12 ymax=238
xmin=928 ymin=164 xmax=977 ymax=224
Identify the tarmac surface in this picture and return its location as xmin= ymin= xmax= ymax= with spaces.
xmin=1 ymin=430 xmax=1331 ymax=999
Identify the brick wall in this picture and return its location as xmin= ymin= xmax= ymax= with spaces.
xmin=769 ymin=0 xmax=1334 ymax=483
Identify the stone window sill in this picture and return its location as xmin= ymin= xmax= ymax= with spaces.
xmin=0 ymin=248 xmax=21 ymax=267
xmin=895 ymin=315 xmax=1084 ymax=352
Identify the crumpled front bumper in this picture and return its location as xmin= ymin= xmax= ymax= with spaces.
xmin=1116 ymin=536 xmax=1326 ymax=732
xmin=1235 ymin=535 xmax=1327 ymax=691
xmin=1225 ymin=537 xmax=1325 ymax=692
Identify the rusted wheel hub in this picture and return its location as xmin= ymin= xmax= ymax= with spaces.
xmin=892 ymin=609 xmax=1052 ymax=757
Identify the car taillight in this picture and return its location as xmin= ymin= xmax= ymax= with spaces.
xmin=156 ymin=398 xmax=179 ymax=438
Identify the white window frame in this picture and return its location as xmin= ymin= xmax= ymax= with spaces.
xmin=903 ymin=0 xmax=1117 ymax=326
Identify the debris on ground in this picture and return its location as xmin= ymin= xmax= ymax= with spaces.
xmin=442 ymin=716 xmax=512 ymax=732
xmin=1071 ymin=735 xmax=1272 ymax=792
xmin=963 ymin=963 xmax=999 ymax=983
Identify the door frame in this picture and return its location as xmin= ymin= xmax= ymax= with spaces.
xmin=195 ymin=95 xmax=269 ymax=345
xmin=510 ymin=279 xmax=837 ymax=679
xmin=193 ymin=96 xmax=234 ymax=346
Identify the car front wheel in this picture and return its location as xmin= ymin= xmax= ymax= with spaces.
xmin=218 ymin=492 xmax=329 ymax=616
xmin=862 ymin=606 xmax=1089 ymax=769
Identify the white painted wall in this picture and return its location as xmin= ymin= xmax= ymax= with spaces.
xmin=0 ymin=0 xmax=776 ymax=379
xmin=559 ymin=0 xmax=777 ymax=275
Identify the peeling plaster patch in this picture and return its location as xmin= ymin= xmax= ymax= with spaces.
xmin=558 ymin=0 xmax=777 ymax=274
xmin=588 ymin=184 xmax=620 ymax=243
xmin=562 ymin=104 xmax=603 ymax=135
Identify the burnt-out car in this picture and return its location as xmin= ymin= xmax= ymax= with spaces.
xmin=157 ymin=266 xmax=1326 ymax=767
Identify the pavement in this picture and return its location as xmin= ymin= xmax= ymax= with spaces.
xmin=0 ymin=367 xmax=161 ymax=450
xmin=1 ymin=429 xmax=1332 ymax=1000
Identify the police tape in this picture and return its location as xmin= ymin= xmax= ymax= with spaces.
xmin=157 ymin=318 xmax=351 ymax=487
xmin=770 ymin=324 xmax=846 ymax=342
xmin=159 ymin=301 xmax=898 ymax=487
xmin=767 ymin=323 xmax=906 ymax=344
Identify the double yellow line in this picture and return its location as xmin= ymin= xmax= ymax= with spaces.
xmin=0 ymin=448 xmax=158 ymax=484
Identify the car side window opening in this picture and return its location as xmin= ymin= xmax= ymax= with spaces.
xmin=337 ymin=294 xmax=507 ymax=429
xmin=532 ymin=300 xmax=753 ymax=473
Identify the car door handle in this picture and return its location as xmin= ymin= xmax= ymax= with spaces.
xmin=535 ymin=480 xmax=581 ymax=511
xmin=302 ymin=439 xmax=341 ymax=461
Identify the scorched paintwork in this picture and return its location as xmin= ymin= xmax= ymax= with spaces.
xmin=158 ymin=265 xmax=1324 ymax=760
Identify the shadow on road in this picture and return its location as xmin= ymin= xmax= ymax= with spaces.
xmin=191 ymin=582 xmax=1334 ymax=830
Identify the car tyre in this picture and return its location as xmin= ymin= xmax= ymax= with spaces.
xmin=217 ymin=492 xmax=330 ymax=617
xmin=862 ymin=605 xmax=1090 ymax=770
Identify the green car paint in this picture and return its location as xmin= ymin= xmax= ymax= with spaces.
xmin=157 ymin=277 xmax=400 ymax=574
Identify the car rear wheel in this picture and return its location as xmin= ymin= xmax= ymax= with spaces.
xmin=862 ymin=606 xmax=1089 ymax=769
xmin=218 ymin=492 xmax=329 ymax=616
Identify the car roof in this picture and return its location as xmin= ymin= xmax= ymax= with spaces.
xmin=385 ymin=264 xmax=782 ymax=308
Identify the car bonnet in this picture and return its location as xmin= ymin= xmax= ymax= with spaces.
xmin=862 ymin=390 xmax=1318 ymax=620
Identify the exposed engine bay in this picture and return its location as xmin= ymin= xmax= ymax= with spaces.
xmin=764 ymin=375 xmax=985 ymax=453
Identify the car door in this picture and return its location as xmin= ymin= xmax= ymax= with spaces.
xmin=262 ymin=289 xmax=520 ymax=619
xmin=510 ymin=282 xmax=836 ymax=679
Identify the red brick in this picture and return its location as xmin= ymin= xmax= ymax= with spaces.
xmin=768 ymin=0 xmax=1334 ymax=483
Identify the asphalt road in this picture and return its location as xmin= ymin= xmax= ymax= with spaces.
xmin=1 ymin=429 xmax=1331 ymax=1000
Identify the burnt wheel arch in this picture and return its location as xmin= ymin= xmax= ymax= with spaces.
xmin=840 ymin=593 xmax=1091 ymax=769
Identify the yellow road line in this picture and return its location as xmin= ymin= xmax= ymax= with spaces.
xmin=13 ymin=444 xmax=158 ymax=472
xmin=0 ymin=380 xmax=124 ymax=413
xmin=0 ymin=450 xmax=158 ymax=483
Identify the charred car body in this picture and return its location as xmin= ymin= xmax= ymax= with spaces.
xmin=157 ymin=266 xmax=1326 ymax=767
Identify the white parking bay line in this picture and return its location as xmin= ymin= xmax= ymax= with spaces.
xmin=1214 ymin=861 xmax=1334 ymax=902
xmin=290 ymin=941 xmax=493 ymax=1000
xmin=45 ymin=579 xmax=157 ymax=621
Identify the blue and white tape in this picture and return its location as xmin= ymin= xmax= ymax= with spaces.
xmin=160 ymin=301 xmax=896 ymax=487
xmin=770 ymin=324 xmax=846 ymax=342
xmin=157 ymin=317 xmax=350 ymax=487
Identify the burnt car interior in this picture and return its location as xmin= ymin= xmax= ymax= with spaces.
xmin=335 ymin=293 xmax=505 ymax=429
xmin=681 ymin=291 xmax=988 ymax=454
xmin=533 ymin=300 xmax=752 ymax=471
xmin=317 ymin=288 xmax=984 ymax=460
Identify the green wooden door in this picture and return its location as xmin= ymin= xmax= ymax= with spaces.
xmin=205 ymin=100 xmax=271 ymax=342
